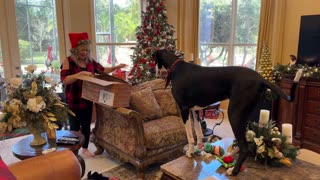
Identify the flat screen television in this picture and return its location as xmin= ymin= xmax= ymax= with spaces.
xmin=297 ymin=14 xmax=320 ymax=67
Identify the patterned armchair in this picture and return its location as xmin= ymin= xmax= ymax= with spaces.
xmin=92 ymin=79 xmax=187 ymax=178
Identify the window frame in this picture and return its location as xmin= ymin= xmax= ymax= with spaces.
xmin=198 ymin=0 xmax=261 ymax=69
xmin=90 ymin=0 xmax=144 ymax=67
xmin=0 ymin=0 xmax=64 ymax=79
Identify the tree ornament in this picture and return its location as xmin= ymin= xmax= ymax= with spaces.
xmin=258 ymin=42 xmax=274 ymax=83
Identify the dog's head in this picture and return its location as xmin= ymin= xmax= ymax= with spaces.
xmin=152 ymin=49 xmax=165 ymax=70
xmin=152 ymin=49 xmax=177 ymax=69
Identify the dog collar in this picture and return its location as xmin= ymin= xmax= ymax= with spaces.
xmin=165 ymin=59 xmax=182 ymax=88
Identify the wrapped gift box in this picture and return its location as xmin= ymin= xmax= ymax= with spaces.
xmin=112 ymin=69 xmax=127 ymax=81
xmin=76 ymin=74 xmax=131 ymax=107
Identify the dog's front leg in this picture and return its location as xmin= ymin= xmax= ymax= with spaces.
xmin=185 ymin=112 xmax=195 ymax=157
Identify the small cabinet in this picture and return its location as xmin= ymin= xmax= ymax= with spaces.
xmin=297 ymin=78 xmax=320 ymax=153
xmin=274 ymin=77 xmax=320 ymax=153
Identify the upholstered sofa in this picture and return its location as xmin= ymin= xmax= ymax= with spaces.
xmin=3 ymin=150 xmax=82 ymax=180
xmin=92 ymin=79 xmax=187 ymax=178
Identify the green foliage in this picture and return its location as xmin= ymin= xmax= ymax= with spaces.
xmin=51 ymin=61 xmax=61 ymax=69
xmin=95 ymin=0 xmax=140 ymax=42
xmin=19 ymin=40 xmax=31 ymax=60
xmin=272 ymin=63 xmax=320 ymax=83
xmin=199 ymin=0 xmax=261 ymax=66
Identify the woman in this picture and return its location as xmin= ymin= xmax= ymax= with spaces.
xmin=61 ymin=32 xmax=126 ymax=157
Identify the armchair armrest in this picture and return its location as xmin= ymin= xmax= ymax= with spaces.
xmin=94 ymin=104 xmax=147 ymax=158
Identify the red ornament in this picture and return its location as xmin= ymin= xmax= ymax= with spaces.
xmin=149 ymin=61 xmax=155 ymax=68
xmin=140 ymin=58 xmax=147 ymax=64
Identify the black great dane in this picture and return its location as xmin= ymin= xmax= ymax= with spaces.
xmin=153 ymin=49 xmax=293 ymax=176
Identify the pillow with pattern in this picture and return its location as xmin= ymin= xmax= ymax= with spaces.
xmin=130 ymin=86 xmax=163 ymax=121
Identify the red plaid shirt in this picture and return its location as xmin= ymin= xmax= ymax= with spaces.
xmin=61 ymin=57 xmax=104 ymax=110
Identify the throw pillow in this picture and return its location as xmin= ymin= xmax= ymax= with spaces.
xmin=131 ymin=79 xmax=166 ymax=93
xmin=153 ymin=89 xmax=179 ymax=116
xmin=130 ymin=86 xmax=163 ymax=121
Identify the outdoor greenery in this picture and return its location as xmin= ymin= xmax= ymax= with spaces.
xmin=199 ymin=0 xmax=261 ymax=68
xmin=15 ymin=0 xmax=55 ymax=54
xmin=10 ymin=0 xmax=262 ymax=76
xmin=95 ymin=0 xmax=140 ymax=43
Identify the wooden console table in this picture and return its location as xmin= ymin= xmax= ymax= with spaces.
xmin=273 ymin=76 xmax=320 ymax=153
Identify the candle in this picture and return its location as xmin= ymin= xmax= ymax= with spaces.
xmin=282 ymin=123 xmax=293 ymax=143
xmin=259 ymin=109 xmax=270 ymax=127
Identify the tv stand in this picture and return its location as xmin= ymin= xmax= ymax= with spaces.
xmin=274 ymin=76 xmax=320 ymax=153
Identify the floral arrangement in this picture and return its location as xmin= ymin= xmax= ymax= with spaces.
xmin=246 ymin=120 xmax=299 ymax=167
xmin=0 ymin=65 xmax=73 ymax=135
xmin=272 ymin=63 xmax=320 ymax=83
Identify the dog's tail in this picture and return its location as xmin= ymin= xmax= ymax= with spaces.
xmin=263 ymin=69 xmax=303 ymax=102
xmin=263 ymin=79 xmax=292 ymax=101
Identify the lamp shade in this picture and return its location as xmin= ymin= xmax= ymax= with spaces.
xmin=68 ymin=32 xmax=89 ymax=48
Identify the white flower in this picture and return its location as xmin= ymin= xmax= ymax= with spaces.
xmin=254 ymin=136 xmax=265 ymax=154
xmin=273 ymin=146 xmax=284 ymax=159
xmin=27 ymin=96 xmax=46 ymax=113
xmin=271 ymin=138 xmax=282 ymax=146
xmin=246 ymin=130 xmax=256 ymax=142
xmin=24 ymin=64 xmax=37 ymax=73
xmin=257 ymin=143 xmax=265 ymax=154
xmin=10 ymin=78 xmax=22 ymax=88
xmin=254 ymin=136 xmax=264 ymax=146
xmin=44 ymin=76 xmax=53 ymax=84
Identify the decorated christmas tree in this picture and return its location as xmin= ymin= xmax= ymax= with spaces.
xmin=258 ymin=43 xmax=274 ymax=83
xmin=128 ymin=0 xmax=177 ymax=85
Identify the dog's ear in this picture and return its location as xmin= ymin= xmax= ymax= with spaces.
xmin=152 ymin=50 xmax=163 ymax=69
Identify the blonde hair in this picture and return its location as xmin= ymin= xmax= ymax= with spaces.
xmin=70 ymin=40 xmax=92 ymax=64
xmin=70 ymin=40 xmax=91 ymax=55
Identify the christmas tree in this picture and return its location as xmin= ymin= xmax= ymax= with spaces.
xmin=258 ymin=43 xmax=274 ymax=83
xmin=128 ymin=0 xmax=177 ymax=85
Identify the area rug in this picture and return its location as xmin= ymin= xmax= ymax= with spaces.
xmin=101 ymin=163 xmax=163 ymax=180
xmin=0 ymin=128 xmax=29 ymax=141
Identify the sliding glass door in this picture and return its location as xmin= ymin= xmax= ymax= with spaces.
xmin=15 ymin=0 xmax=60 ymax=81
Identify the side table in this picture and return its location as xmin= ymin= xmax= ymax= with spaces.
xmin=12 ymin=130 xmax=86 ymax=177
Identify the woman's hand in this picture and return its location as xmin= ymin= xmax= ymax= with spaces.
xmin=115 ymin=63 xmax=127 ymax=69
xmin=78 ymin=71 xmax=93 ymax=76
